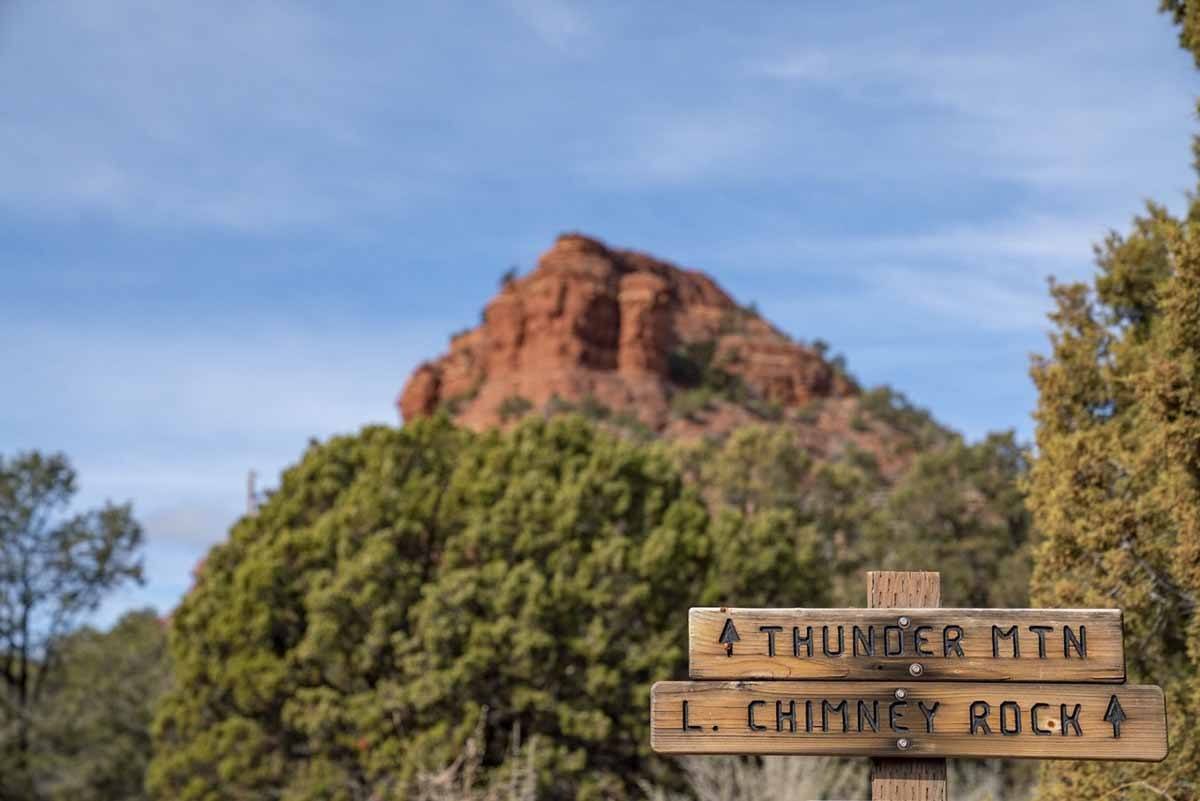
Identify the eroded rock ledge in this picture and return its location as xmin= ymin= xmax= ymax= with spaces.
xmin=398 ymin=233 xmax=856 ymax=436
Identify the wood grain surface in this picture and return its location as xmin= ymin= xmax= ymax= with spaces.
xmin=868 ymin=570 xmax=946 ymax=800
xmin=649 ymin=680 xmax=1167 ymax=761
xmin=689 ymin=607 xmax=1124 ymax=682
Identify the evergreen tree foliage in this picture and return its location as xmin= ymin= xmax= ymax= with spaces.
xmin=864 ymin=431 xmax=1032 ymax=608
xmin=0 ymin=451 xmax=144 ymax=800
xmin=675 ymin=425 xmax=1032 ymax=609
xmin=148 ymin=416 xmax=828 ymax=801
xmin=35 ymin=610 xmax=168 ymax=801
xmin=1162 ymin=0 xmax=1200 ymax=66
xmin=1027 ymin=6 xmax=1200 ymax=798
xmin=672 ymin=426 xmax=881 ymax=605
xmin=1028 ymin=200 xmax=1200 ymax=801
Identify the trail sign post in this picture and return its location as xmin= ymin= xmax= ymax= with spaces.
xmin=649 ymin=571 xmax=1169 ymax=800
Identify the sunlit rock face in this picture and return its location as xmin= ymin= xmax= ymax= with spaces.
xmin=397 ymin=233 xmax=924 ymax=475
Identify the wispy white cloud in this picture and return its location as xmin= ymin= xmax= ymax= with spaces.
xmin=873 ymin=266 xmax=1053 ymax=332
xmin=142 ymin=503 xmax=238 ymax=547
xmin=6 ymin=321 xmax=437 ymax=444
xmin=750 ymin=15 xmax=1194 ymax=195
xmin=573 ymin=113 xmax=770 ymax=186
xmin=865 ymin=216 xmax=1110 ymax=265
xmin=0 ymin=1 xmax=422 ymax=230
xmin=717 ymin=214 xmax=1109 ymax=269
xmin=758 ymin=260 xmax=1054 ymax=335
xmin=1 ymin=316 xmax=447 ymax=620
xmin=2 ymin=312 xmax=451 ymax=622
xmin=506 ymin=0 xmax=587 ymax=50
xmin=2 ymin=1 xmax=1191 ymax=228
xmin=698 ymin=209 xmax=1108 ymax=327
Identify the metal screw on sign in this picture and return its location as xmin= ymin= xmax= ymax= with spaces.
xmin=897 ymin=616 xmax=910 ymax=628
xmin=894 ymin=688 xmax=907 ymax=700
xmin=896 ymin=738 xmax=911 ymax=751
xmin=908 ymin=662 xmax=924 ymax=677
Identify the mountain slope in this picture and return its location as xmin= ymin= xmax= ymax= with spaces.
xmin=398 ymin=233 xmax=943 ymax=476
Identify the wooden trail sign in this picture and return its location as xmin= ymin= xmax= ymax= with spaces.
xmin=649 ymin=570 xmax=1171 ymax=800
xmin=650 ymin=680 xmax=1168 ymax=761
xmin=690 ymin=607 xmax=1125 ymax=682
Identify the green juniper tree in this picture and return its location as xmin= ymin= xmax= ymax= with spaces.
xmin=864 ymin=431 xmax=1032 ymax=609
xmin=675 ymin=423 xmax=1031 ymax=609
xmin=36 ymin=610 xmax=168 ymax=801
xmin=1026 ymin=5 xmax=1200 ymax=799
xmin=1028 ymin=208 xmax=1200 ymax=801
xmin=148 ymin=416 xmax=829 ymax=801
xmin=0 ymin=451 xmax=144 ymax=800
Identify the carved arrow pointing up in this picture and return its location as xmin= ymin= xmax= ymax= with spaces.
xmin=718 ymin=618 xmax=740 ymax=656
xmin=1104 ymin=694 xmax=1128 ymax=739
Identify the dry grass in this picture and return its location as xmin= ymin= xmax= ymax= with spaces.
xmin=412 ymin=710 xmax=537 ymax=801
xmin=414 ymin=716 xmax=1034 ymax=801
xmin=948 ymin=759 xmax=1037 ymax=801
xmin=643 ymin=756 xmax=1034 ymax=801
xmin=642 ymin=756 xmax=867 ymax=801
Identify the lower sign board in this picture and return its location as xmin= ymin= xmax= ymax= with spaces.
xmin=650 ymin=681 xmax=1167 ymax=761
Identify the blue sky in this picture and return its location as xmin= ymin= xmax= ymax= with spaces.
xmin=2 ymin=1 xmax=1197 ymax=623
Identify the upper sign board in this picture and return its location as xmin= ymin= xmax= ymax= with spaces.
xmin=690 ymin=608 xmax=1124 ymax=682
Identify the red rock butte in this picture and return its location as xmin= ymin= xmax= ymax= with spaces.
xmin=396 ymin=234 xmax=908 ymax=454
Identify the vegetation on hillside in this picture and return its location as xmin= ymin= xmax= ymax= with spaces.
xmin=141 ymin=411 xmax=1036 ymax=800
xmin=667 ymin=340 xmax=783 ymax=422
xmin=34 ymin=610 xmax=169 ymax=801
xmin=672 ymin=423 xmax=1032 ymax=609
xmin=1027 ymin=195 xmax=1200 ymax=801
xmin=147 ymin=416 xmax=830 ymax=801
xmin=0 ymin=452 xmax=145 ymax=799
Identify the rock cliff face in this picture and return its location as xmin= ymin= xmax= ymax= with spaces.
xmin=399 ymin=233 xmax=919 ymax=473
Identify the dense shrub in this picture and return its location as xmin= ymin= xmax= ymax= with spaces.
xmin=34 ymin=610 xmax=169 ymax=801
xmin=498 ymin=395 xmax=533 ymax=422
xmin=148 ymin=415 xmax=827 ymax=801
xmin=1027 ymin=207 xmax=1200 ymax=800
